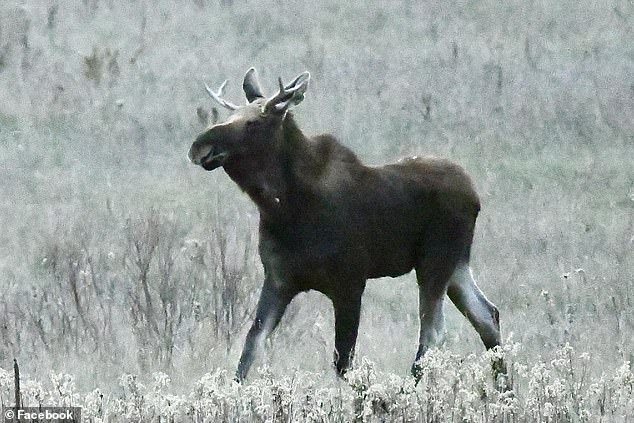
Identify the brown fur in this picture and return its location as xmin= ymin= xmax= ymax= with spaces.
xmin=189 ymin=71 xmax=500 ymax=383
xmin=231 ymin=114 xmax=480 ymax=285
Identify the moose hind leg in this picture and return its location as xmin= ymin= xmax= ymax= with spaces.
xmin=447 ymin=264 xmax=500 ymax=349
xmin=448 ymin=264 xmax=508 ymax=389
xmin=412 ymin=259 xmax=455 ymax=379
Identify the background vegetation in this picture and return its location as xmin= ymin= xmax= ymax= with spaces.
xmin=0 ymin=0 xmax=632 ymax=420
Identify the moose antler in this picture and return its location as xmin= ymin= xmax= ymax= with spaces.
xmin=264 ymin=72 xmax=310 ymax=113
xmin=204 ymin=80 xmax=239 ymax=111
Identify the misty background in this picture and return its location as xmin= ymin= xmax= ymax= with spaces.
xmin=0 ymin=0 xmax=633 ymax=392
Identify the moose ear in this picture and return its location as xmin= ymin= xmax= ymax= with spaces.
xmin=243 ymin=67 xmax=265 ymax=103
xmin=264 ymin=71 xmax=310 ymax=113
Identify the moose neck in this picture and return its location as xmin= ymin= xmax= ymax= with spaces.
xmin=223 ymin=113 xmax=314 ymax=218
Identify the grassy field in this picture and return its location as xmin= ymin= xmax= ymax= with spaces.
xmin=1 ymin=0 xmax=633 ymax=421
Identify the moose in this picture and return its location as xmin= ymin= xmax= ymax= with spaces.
xmin=188 ymin=68 xmax=503 ymax=383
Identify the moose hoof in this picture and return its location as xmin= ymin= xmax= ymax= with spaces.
xmin=334 ymin=361 xmax=349 ymax=378
xmin=411 ymin=361 xmax=425 ymax=383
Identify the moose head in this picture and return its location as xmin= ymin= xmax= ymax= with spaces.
xmin=188 ymin=68 xmax=310 ymax=172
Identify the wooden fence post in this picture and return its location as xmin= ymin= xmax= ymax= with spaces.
xmin=13 ymin=359 xmax=21 ymax=422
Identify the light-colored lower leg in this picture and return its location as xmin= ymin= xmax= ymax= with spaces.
xmin=448 ymin=264 xmax=500 ymax=348
xmin=417 ymin=288 xmax=446 ymax=356
xmin=449 ymin=264 xmax=509 ymax=390
xmin=412 ymin=258 xmax=454 ymax=379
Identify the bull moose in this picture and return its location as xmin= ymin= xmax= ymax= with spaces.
xmin=188 ymin=68 xmax=503 ymax=383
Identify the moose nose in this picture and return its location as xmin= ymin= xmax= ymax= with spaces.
xmin=187 ymin=144 xmax=199 ymax=164
xmin=188 ymin=142 xmax=210 ymax=165
xmin=189 ymin=131 xmax=214 ymax=165
xmin=188 ymin=136 xmax=218 ymax=167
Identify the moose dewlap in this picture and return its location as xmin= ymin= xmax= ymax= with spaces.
xmin=188 ymin=68 xmax=503 ymax=383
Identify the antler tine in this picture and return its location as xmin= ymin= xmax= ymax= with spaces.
xmin=263 ymin=77 xmax=291 ymax=112
xmin=277 ymin=75 xmax=305 ymax=95
xmin=271 ymin=75 xmax=301 ymax=102
xmin=264 ymin=72 xmax=310 ymax=113
xmin=204 ymin=80 xmax=239 ymax=111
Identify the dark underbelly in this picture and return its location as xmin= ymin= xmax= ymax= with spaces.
xmin=261 ymin=229 xmax=420 ymax=290
xmin=259 ymin=197 xmax=431 ymax=287
xmin=364 ymin=239 xmax=418 ymax=278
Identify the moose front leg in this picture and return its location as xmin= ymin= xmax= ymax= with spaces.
xmin=331 ymin=285 xmax=365 ymax=377
xmin=235 ymin=279 xmax=296 ymax=382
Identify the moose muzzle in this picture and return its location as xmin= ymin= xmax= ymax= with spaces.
xmin=188 ymin=138 xmax=228 ymax=171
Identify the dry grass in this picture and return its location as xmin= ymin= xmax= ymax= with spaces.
xmin=0 ymin=0 xmax=633 ymax=420
xmin=1 ymin=344 xmax=633 ymax=422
